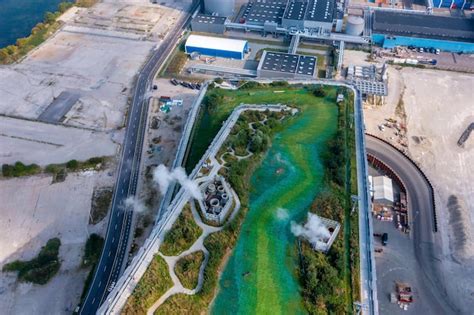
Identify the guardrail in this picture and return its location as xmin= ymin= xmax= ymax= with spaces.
xmin=366 ymin=133 xmax=438 ymax=232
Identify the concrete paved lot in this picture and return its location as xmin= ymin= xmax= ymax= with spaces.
xmin=0 ymin=172 xmax=112 ymax=315
xmin=0 ymin=116 xmax=119 ymax=166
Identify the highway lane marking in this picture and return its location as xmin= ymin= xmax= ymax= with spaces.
xmin=98 ymin=281 xmax=102 ymax=287
xmin=115 ymin=224 xmax=118 ymax=230
xmin=92 ymin=298 xmax=96 ymax=305
xmin=108 ymin=251 xmax=112 ymax=257
xmin=103 ymin=266 xmax=107 ymax=272
xmin=112 ymin=237 xmax=115 ymax=243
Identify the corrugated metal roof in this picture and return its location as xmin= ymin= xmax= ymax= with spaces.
xmin=186 ymin=35 xmax=247 ymax=53
xmin=371 ymin=176 xmax=394 ymax=203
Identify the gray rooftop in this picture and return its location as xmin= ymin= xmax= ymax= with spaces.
xmin=373 ymin=11 xmax=474 ymax=43
xmin=283 ymin=1 xmax=307 ymax=20
xmin=241 ymin=0 xmax=289 ymax=25
xmin=305 ymin=0 xmax=334 ymax=23
xmin=194 ymin=14 xmax=227 ymax=25
xmin=283 ymin=0 xmax=334 ymax=23
xmin=259 ymin=51 xmax=316 ymax=76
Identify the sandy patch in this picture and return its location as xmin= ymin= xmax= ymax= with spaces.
xmin=0 ymin=171 xmax=113 ymax=314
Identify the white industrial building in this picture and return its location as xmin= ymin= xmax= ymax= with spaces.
xmin=370 ymin=175 xmax=394 ymax=205
xmin=185 ymin=34 xmax=249 ymax=60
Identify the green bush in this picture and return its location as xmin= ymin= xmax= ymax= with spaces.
xmin=66 ymin=159 xmax=79 ymax=170
xmin=2 ymin=238 xmax=61 ymax=285
xmin=82 ymin=234 xmax=104 ymax=267
xmin=174 ymin=251 xmax=205 ymax=289
xmin=160 ymin=205 xmax=202 ymax=256
xmin=123 ymin=255 xmax=172 ymax=315
xmin=313 ymin=86 xmax=326 ymax=97
xmin=2 ymin=162 xmax=41 ymax=177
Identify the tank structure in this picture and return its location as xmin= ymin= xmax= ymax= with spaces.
xmin=203 ymin=0 xmax=235 ymax=17
xmin=198 ymin=175 xmax=233 ymax=224
xmin=345 ymin=15 xmax=364 ymax=36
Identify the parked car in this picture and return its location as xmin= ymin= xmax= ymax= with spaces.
xmin=382 ymin=233 xmax=388 ymax=246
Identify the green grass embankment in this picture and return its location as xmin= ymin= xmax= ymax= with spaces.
xmin=123 ymin=255 xmax=173 ymax=315
xmin=297 ymin=89 xmax=359 ymax=314
xmin=175 ymin=250 xmax=205 ymax=290
xmin=160 ymin=204 xmax=202 ymax=256
xmin=2 ymin=238 xmax=61 ymax=285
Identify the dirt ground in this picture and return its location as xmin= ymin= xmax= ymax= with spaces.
xmin=131 ymin=78 xmax=199 ymax=253
xmin=0 ymin=171 xmax=113 ymax=314
xmin=0 ymin=0 xmax=191 ymax=131
xmin=0 ymin=116 xmax=120 ymax=166
xmin=360 ymin=62 xmax=474 ymax=313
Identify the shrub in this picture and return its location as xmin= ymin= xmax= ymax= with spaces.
xmin=2 ymin=162 xmax=41 ymax=177
xmin=313 ymin=86 xmax=326 ymax=97
xmin=66 ymin=159 xmax=79 ymax=170
xmin=82 ymin=234 xmax=104 ymax=267
xmin=160 ymin=205 xmax=202 ymax=256
xmin=2 ymin=238 xmax=61 ymax=285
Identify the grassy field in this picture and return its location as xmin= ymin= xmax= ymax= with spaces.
xmin=160 ymin=204 xmax=202 ymax=256
xmin=175 ymin=250 xmax=205 ymax=290
xmin=123 ymin=255 xmax=172 ymax=315
xmin=2 ymin=238 xmax=61 ymax=285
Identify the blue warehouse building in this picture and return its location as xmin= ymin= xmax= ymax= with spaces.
xmin=185 ymin=34 xmax=249 ymax=60
xmin=372 ymin=11 xmax=474 ymax=53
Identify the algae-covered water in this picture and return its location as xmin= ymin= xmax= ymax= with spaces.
xmin=211 ymin=100 xmax=338 ymax=314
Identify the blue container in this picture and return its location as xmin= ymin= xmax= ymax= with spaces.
xmin=432 ymin=0 xmax=472 ymax=9
xmin=185 ymin=46 xmax=245 ymax=60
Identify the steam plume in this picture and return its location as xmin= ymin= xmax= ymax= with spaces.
xmin=291 ymin=213 xmax=330 ymax=251
xmin=152 ymin=164 xmax=202 ymax=200
xmin=124 ymin=196 xmax=146 ymax=213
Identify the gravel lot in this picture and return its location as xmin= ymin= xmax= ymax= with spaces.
xmin=363 ymin=65 xmax=474 ymax=314
xmin=0 ymin=171 xmax=113 ymax=314
xmin=0 ymin=116 xmax=120 ymax=166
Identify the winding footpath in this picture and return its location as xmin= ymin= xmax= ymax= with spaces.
xmin=147 ymin=180 xmax=241 ymax=314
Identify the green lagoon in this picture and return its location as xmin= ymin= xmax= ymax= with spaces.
xmin=211 ymin=91 xmax=339 ymax=314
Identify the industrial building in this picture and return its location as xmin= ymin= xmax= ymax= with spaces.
xmin=198 ymin=176 xmax=233 ymax=224
xmin=202 ymin=0 xmax=235 ymax=17
xmin=372 ymin=11 xmax=474 ymax=53
xmin=370 ymin=176 xmax=394 ymax=205
xmin=185 ymin=35 xmax=249 ymax=59
xmin=191 ymin=14 xmax=227 ymax=34
xmin=237 ymin=0 xmax=337 ymax=32
xmin=257 ymin=51 xmax=317 ymax=78
xmin=282 ymin=0 xmax=335 ymax=32
xmin=238 ymin=0 xmax=289 ymax=25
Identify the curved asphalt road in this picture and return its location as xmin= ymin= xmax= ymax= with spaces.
xmin=79 ymin=2 xmax=199 ymax=314
xmin=365 ymin=135 xmax=459 ymax=314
